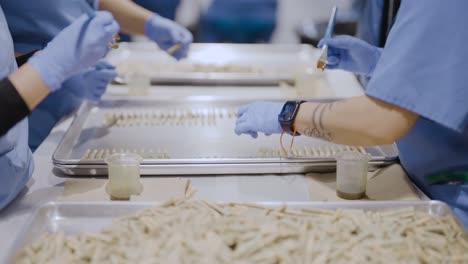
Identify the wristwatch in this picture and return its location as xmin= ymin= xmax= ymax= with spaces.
xmin=278 ymin=101 xmax=306 ymax=136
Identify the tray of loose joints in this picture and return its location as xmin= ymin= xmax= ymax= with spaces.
xmin=10 ymin=200 xmax=468 ymax=263
xmin=107 ymin=43 xmax=321 ymax=86
xmin=52 ymin=99 xmax=399 ymax=176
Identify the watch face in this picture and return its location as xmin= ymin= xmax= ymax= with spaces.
xmin=279 ymin=102 xmax=298 ymax=122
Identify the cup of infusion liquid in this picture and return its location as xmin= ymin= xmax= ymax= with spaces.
xmin=335 ymin=151 xmax=371 ymax=200
xmin=125 ymin=72 xmax=150 ymax=96
xmin=105 ymin=153 xmax=143 ymax=200
xmin=294 ymin=67 xmax=326 ymax=97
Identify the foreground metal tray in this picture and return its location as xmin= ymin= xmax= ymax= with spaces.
xmin=107 ymin=43 xmax=320 ymax=86
xmin=53 ymin=99 xmax=399 ymax=176
xmin=9 ymin=200 xmax=463 ymax=262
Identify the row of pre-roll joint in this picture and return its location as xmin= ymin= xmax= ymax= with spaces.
xmin=81 ymin=145 xmax=367 ymax=160
xmin=82 ymin=148 xmax=169 ymax=160
xmin=103 ymin=108 xmax=239 ymax=127
xmin=258 ymin=145 xmax=367 ymax=158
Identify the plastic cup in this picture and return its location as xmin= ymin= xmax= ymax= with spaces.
xmin=335 ymin=151 xmax=371 ymax=200
xmin=125 ymin=72 xmax=150 ymax=96
xmin=294 ymin=67 xmax=326 ymax=97
xmin=105 ymin=153 xmax=143 ymax=200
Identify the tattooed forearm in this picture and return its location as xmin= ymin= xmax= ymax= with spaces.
xmin=318 ymin=103 xmax=327 ymax=130
xmin=303 ymin=127 xmax=333 ymax=141
xmin=302 ymin=103 xmax=334 ymax=141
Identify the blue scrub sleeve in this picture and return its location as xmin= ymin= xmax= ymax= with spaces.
xmin=0 ymin=120 xmax=34 ymax=210
xmin=2 ymin=0 xmax=98 ymax=54
xmin=365 ymin=0 xmax=468 ymax=133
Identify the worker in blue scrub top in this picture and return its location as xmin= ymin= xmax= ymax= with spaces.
xmin=198 ymin=0 xmax=277 ymax=43
xmin=0 ymin=5 xmax=119 ymax=209
xmin=234 ymin=0 xmax=468 ymax=226
xmin=132 ymin=0 xmax=180 ymax=21
xmin=0 ymin=6 xmax=33 ymax=210
xmin=2 ymin=0 xmax=192 ymax=150
xmin=351 ymin=0 xmax=400 ymax=87
xmin=357 ymin=0 xmax=384 ymax=47
xmin=2 ymin=0 xmax=192 ymax=58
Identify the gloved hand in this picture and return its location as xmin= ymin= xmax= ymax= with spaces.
xmin=29 ymin=11 xmax=120 ymax=92
xmin=145 ymin=14 xmax=193 ymax=60
xmin=64 ymin=61 xmax=117 ymax=101
xmin=318 ymin=35 xmax=382 ymax=77
xmin=235 ymin=102 xmax=284 ymax=138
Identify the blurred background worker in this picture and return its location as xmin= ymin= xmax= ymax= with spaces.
xmin=354 ymin=0 xmax=400 ymax=87
xmin=133 ymin=0 xmax=180 ymax=22
xmin=0 ymin=7 xmax=119 ymax=209
xmin=357 ymin=0 xmax=400 ymax=48
xmin=2 ymin=0 xmax=192 ymax=151
xmin=197 ymin=0 xmax=278 ymax=43
xmin=234 ymin=0 xmax=468 ymax=226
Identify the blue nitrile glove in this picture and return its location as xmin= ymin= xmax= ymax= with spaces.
xmin=28 ymin=61 xmax=115 ymax=151
xmin=29 ymin=11 xmax=120 ymax=92
xmin=64 ymin=61 xmax=117 ymax=101
xmin=235 ymin=102 xmax=284 ymax=138
xmin=318 ymin=35 xmax=382 ymax=77
xmin=145 ymin=14 xmax=193 ymax=60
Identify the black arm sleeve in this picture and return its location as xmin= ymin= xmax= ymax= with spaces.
xmin=0 ymin=78 xmax=30 ymax=137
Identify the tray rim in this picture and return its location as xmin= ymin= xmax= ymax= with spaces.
xmin=52 ymin=160 xmax=393 ymax=176
xmin=9 ymin=200 xmax=463 ymax=263
xmin=29 ymin=199 xmax=455 ymax=211
xmin=108 ymin=42 xmax=319 ymax=85
xmin=52 ymin=99 xmax=399 ymax=175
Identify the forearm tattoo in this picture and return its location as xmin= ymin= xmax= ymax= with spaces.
xmin=303 ymin=103 xmax=334 ymax=141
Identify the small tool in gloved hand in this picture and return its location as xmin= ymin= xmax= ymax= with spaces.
xmin=85 ymin=9 xmax=120 ymax=49
xmin=166 ymin=43 xmax=182 ymax=55
xmin=317 ymin=6 xmax=337 ymax=71
xmin=109 ymin=34 xmax=120 ymax=49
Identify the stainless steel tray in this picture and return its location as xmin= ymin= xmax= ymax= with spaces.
xmin=9 ymin=200 xmax=464 ymax=262
xmin=107 ymin=43 xmax=320 ymax=86
xmin=53 ymin=99 xmax=399 ymax=176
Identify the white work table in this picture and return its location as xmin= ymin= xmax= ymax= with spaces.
xmin=0 ymin=70 xmax=372 ymax=261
